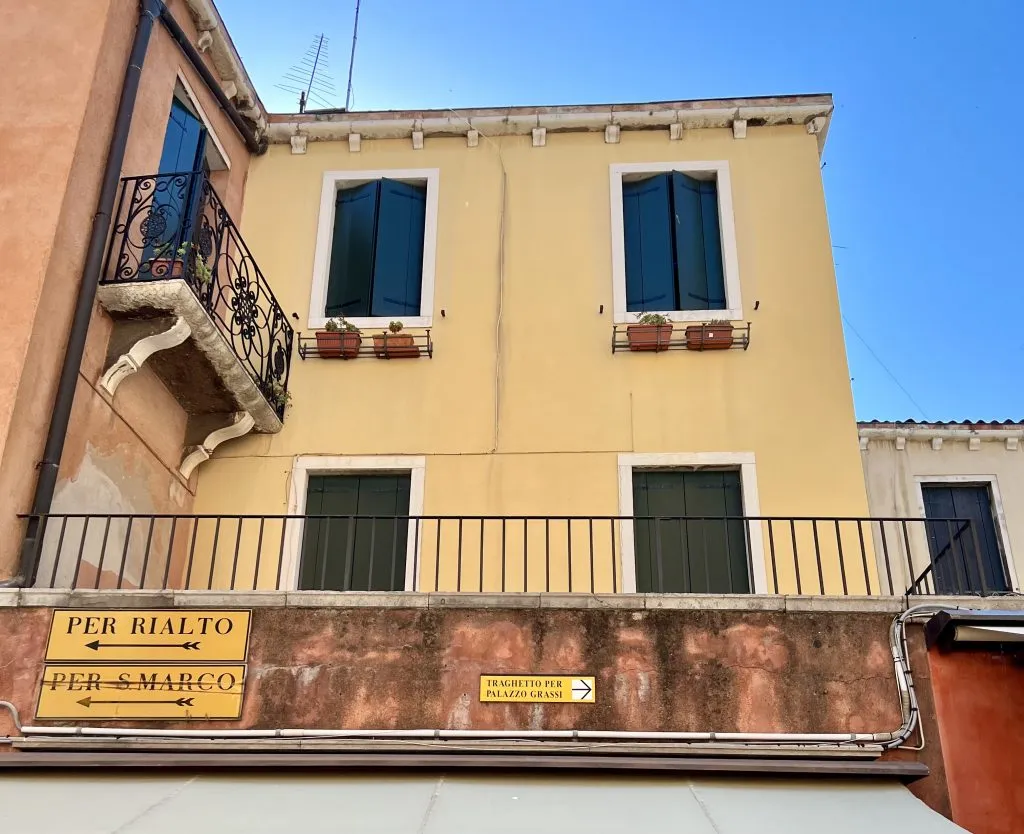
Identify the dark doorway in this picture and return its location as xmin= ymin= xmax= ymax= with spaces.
xmin=921 ymin=483 xmax=1008 ymax=594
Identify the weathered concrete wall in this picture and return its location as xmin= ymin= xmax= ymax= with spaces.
xmin=928 ymin=645 xmax=1024 ymax=834
xmin=0 ymin=0 xmax=254 ymax=578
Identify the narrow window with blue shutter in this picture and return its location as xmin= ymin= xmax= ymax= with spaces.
xmin=371 ymin=179 xmax=427 ymax=316
xmin=622 ymin=175 xmax=676 ymax=312
xmin=671 ymin=172 xmax=725 ymax=311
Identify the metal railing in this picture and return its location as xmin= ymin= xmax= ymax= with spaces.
xmin=19 ymin=513 xmax=1005 ymax=597
xmin=102 ymin=171 xmax=294 ymax=418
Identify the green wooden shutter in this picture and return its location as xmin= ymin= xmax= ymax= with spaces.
xmin=299 ymin=476 xmax=359 ymax=591
xmin=633 ymin=471 xmax=690 ymax=593
xmin=622 ymin=175 xmax=675 ymax=312
xmin=326 ymin=181 xmax=380 ymax=317
xmin=671 ymin=173 xmax=726 ymax=311
xmin=354 ymin=475 xmax=411 ymax=591
xmin=370 ymin=179 xmax=426 ymax=316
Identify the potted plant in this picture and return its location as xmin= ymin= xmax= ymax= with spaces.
xmin=148 ymin=241 xmax=185 ymax=278
xmin=373 ymin=320 xmax=420 ymax=359
xmin=626 ymin=312 xmax=673 ymax=352
xmin=685 ymin=319 xmax=735 ymax=351
xmin=266 ymin=381 xmax=292 ymax=411
xmin=315 ymin=317 xmax=361 ymax=359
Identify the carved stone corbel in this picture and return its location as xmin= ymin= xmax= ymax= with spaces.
xmin=99 ymin=317 xmax=191 ymax=397
xmin=179 ymin=412 xmax=256 ymax=479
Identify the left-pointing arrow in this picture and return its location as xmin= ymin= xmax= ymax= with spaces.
xmin=84 ymin=640 xmax=201 ymax=651
xmin=76 ymin=696 xmax=195 ymax=708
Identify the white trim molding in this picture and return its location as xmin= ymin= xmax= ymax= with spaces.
xmin=914 ymin=474 xmax=1020 ymax=592
xmin=609 ymin=161 xmax=743 ymax=324
xmin=616 ymin=452 xmax=766 ymax=594
xmin=284 ymin=455 xmax=427 ymax=592
xmin=309 ymin=168 xmax=440 ymax=331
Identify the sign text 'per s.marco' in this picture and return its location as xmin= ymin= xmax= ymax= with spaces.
xmin=45 ymin=610 xmax=251 ymax=662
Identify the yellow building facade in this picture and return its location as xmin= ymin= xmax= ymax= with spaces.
xmin=191 ymin=97 xmax=871 ymax=595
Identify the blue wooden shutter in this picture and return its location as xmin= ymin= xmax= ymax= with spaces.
xmin=326 ymin=181 xmax=380 ymax=317
xmin=671 ymin=173 xmax=725 ymax=311
xmin=622 ymin=175 xmax=675 ymax=312
xmin=370 ymin=179 xmax=427 ymax=316
xmin=158 ymin=98 xmax=207 ymax=175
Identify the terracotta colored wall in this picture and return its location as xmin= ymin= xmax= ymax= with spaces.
xmin=0 ymin=0 xmax=253 ymax=579
xmin=928 ymin=646 xmax=1024 ymax=834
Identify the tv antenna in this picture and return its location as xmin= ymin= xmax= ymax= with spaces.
xmin=276 ymin=34 xmax=338 ymax=112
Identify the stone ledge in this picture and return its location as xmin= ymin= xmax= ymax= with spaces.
xmin=784 ymin=596 xmax=904 ymax=614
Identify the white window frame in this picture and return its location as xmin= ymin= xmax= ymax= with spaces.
xmin=284 ymin=455 xmax=426 ymax=592
xmin=609 ymin=161 xmax=742 ymax=324
xmin=616 ymin=452 xmax=766 ymax=594
xmin=914 ymin=474 xmax=1020 ymax=592
xmin=309 ymin=169 xmax=440 ymax=331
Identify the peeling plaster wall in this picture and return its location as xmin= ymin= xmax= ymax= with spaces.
xmin=0 ymin=605 xmax=952 ymax=816
xmin=0 ymin=0 xmax=253 ymax=578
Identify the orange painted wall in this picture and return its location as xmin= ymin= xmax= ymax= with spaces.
xmin=928 ymin=647 xmax=1024 ymax=834
xmin=0 ymin=0 xmax=252 ymax=578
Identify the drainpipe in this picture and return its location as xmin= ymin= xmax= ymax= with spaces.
xmin=157 ymin=9 xmax=264 ymax=155
xmin=13 ymin=0 xmax=164 ymax=587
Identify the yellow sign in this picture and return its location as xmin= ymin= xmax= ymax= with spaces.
xmin=480 ymin=675 xmax=596 ymax=703
xmin=45 ymin=609 xmax=251 ymax=662
xmin=36 ymin=664 xmax=246 ymax=720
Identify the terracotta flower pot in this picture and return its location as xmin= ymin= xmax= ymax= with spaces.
xmin=148 ymin=257 xmax=184 ymax=278
xmin=626 ymin=323 xmax=673 ymax=352
xmin=316 ymin=330 xmax=361 ymax=359
xmin=685 ymin=324 xmax=734 ymax=351
xmin=373 ymin=333 xmax=420 ymax=359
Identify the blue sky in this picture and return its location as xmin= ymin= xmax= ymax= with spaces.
xmin=218 ymin=0 xmax=1023 ymax=420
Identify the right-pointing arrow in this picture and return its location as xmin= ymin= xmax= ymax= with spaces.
xmin=570 ymin=678 xmax=594 ymax=701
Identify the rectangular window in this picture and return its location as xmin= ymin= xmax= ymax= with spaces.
xmin=326 ymin=179 xmax=427 ymax=318
xmin=631 ymin=469 xmax=750 ymax=593
xmin=623 ymin=172 xmax=725 ymax=313
xmin=921 ymin=483 xmax=1009 ymax=594
xmin=299 ymin=474 xmax=411 ymax=591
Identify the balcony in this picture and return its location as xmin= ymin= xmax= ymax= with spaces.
xmin=99 ymin=172 xmax=293 ymax=431
xmin=22 ymin=512 xmax=1006 ymax=598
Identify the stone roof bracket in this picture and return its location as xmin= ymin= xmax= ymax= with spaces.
xmin=99 ymin=317 xmax=192 ymax=398
xmin=290 ymin=133 xmax=308 ymax=155
xmin=806 ymin=116 xmax=827 ymax=135
xmin=196 ymin=29 xmax=214 ymax=53
xmin=411 ymin=122 xmax=424 ymax=150
xmin=669 ymin=116 xmax=684 ymax=141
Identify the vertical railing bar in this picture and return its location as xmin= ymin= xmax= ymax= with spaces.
xmin=319 ymin=517 xmax=334 ymax=592
xmin=251 ymin=518 xmax=265 ymax=591
xmin=342 ymin=517 xmax=356 ymax=592
xmin=523 ymin=518 xmax=528 ymax=592
xmin=856 ymin=520 xmax=870 ymax=595
xmin=388 ymin=516 xmax=400 ymax=592
xmin=545 ymin=519 xmax=551 ymax=592
xmin=654 ymin=521 xmax=664 ymax=594
xmin=946 ymin=520 xmax=968 ymax=596
xmin=743 ymin=518 xmax=754 ymax=594
xmin=412 ymin=518 xmax=421 ymax=593
xmin=901 ymin=521 xmax=915 ymax=595
xmin=721 ymin=517 xmax=733 ymax=594
xmin=275 ymin=518 xmax=288 ymax=591
xmin=229 ymin=518 xmax=243 ymax=591
xmin=137 ymin=516 xmax=156 ymax=590
xmin=162 ymin=517 xmax=178 ymax=590
xmin=567 ymin=519 xmax=573 ymax=593
xmin=457 ymin=518 xmax=464 ymax=593
xmin=879 ymin=521 xmax=894 ymax=595
xmin=767 ymin=520 xmax=778 ymax=594
xmin=610 ymin=519 xmax=618 ymax=594
xmin=588 ymin=518 xmax=595 ymax=594
xmin=71 ymin=518 xmax=94 ymax=590
xmin=834 ymin=519 xmax=848 ymax=596
xmin=501 ymin=518 xmax=507 ymax=593
xmin=207 ymin=518 xmax=222 ymax=591
xmin=479 ymin=519 xmax=485 ymax=594
xmin=116 ymin=518 xmax=134 ymax=590
xmin=185 ymin=518 xmax=200 ymax=590
xmin=969 ymin=520 xmax=989 ymax=597
xmin=52 ymin=517 xmax=70 ymax=589
xmin=790 ymin=519 xmax=802 ymax=595
xmin=811 ymin=519 xmax=824 ymax=595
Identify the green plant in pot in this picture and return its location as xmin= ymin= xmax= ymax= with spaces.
xmin=685 ymin=318 xmax=734 ymax=351
xmin=148 ymin=241 xmax=213 ymax=286
xmin=626 ymin=312 xmax=673 ymax=352
xmin=266 ymin=381 xmax=292 ymax=411
xmin=315 ymin=316 xmax=361 ymax=359
xmin=373 ymin=320 xmax=420 ymax=359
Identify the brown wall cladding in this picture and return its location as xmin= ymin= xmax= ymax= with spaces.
xmin=0 ymin=607 xmax=907 ymax=734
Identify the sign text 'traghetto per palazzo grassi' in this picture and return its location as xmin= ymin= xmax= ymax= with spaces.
xmin=479 ymin=675 xmax=596 ymax=703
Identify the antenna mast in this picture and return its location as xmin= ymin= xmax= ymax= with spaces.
xmin=345 ymin=0 xmax=362 ymax=111
xmin=276 ymin=34 xmax=338 ymax=112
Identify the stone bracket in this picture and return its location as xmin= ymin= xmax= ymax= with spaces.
xmin=179 ymin=412 xmax=256 ymax=479
xmin=99 ymin=317 xmax=191 ymax=397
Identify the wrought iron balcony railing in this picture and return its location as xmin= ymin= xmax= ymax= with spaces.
xmin=102 ymin=171 xmax=293 ymax=419
xmin=20 ymin=513 xmax=1011 ymax=598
